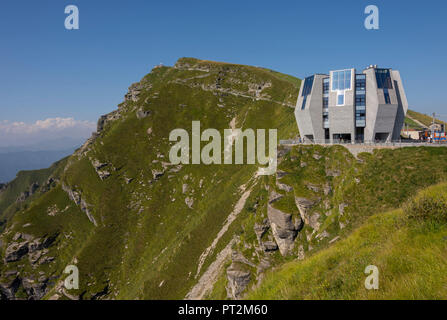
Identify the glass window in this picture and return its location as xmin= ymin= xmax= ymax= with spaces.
xmin=332 ymin=72 xmax=338 ymax=90
xmin=332 ymin=69 xmax=352 ymax=91
xmin=323 ymin=78 xmax=329 ymax=93
xmin=375 ymin=69 xmax=393 ymax=89
xmin=301 ymin=76 xmax=314 ymax=97
xmin=301 ymin=96 xmax=307 ymax=110
xmin=355 ymin=74 xmax=365 ymax=90
xmin=337 ymin=94 xmax=344 ymax=105
xmin=355 ymin=94 xmax=366 ymax=106
xmin=323 ymin=97 xmax=328 ymax=107
xmin=384 ymin=88 xmax=391 ymax=104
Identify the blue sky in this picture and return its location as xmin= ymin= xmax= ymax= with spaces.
xmin=0 ymin=0 xmax=446 ymax=139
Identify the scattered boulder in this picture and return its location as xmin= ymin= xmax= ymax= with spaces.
xmin=253 ymin=219 xmax=269 ymax=242
xmin=0 ymin=276 xmax=21 ymax=300
xmin=262 ymin=241 xmax=278 ymax=252
xmin=91 ymin=160 xmax=111 ymax=180
xmin=152 ymin=169 xmax=164 ymax=180
xmin=136 ymin=108 xmax=152 ymax=119
xmin=267 ymin=202 xmax=302 ymax=256
xmin=276 ymin=171 xmax=288 ymax=179
xmin=268 ymin=190 xmax=283 ymax=204
xmin=62 ymin=184 xmax=97 ymax=226
xmin=306 ymin=183 xmax=320 ymax=193
xmin=297 ymin=245 xmax=305 ymax=260
xmin=5 ymin=242 xmax=29 ymax=263
xmin=276 ymin=182 xmax=293 ymax=192
xmin=339 ymin=203 xmax=348 ymax=215
xmin=124 ymin=83 xmax=143 ymax=102
xmin=226 ymin=263 xmax=251 ymax=299
xmin=326 ymin=169 xmax=341 ymax=177
xmin=295 ymin=197 xmax=317 ymax=226
xmin=323 ymin=183 xmax=332 ymax=196
xmin=185 ymin=197 xmax=194 ymax=209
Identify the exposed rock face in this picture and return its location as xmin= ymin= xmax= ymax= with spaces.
xmin=124 ymin=83 xmax=144 ymax=102
xmin=0 ymin=275 xmax=51 ymax=300
xmin=226 ymin=263 xmax=251 ymax=299
xmin=267 ymin=204 xmax=302 ymax=256
xmin=4 ymin=233 xmax=58 ymax=264
xmin=152 ymin=169 xmax=164 ymax=180
xmin=262 ymin=241 xmax=278 ymax=252
xmin=254 ymin=219 xmax=269 ymax=242
xmin=0 ymin=276 xmax=21 ymax=300
xmin=97 ymin=110 xmax=120 ymax=133
xmin=306 ymin=183 xmax=320 ymax=193
xmin=1 ymin=232 xmax=59 ymax=300
xmin=295 ymin=197 xmax=317 ymax=227
xmin=0 ymin=183 xmax=7 ymax=194
xmin=5 ymin=241 xmax=29 ymax=262
xmin=339 ymin=203 xmax=348 ymax=215
xmin=62 ymin=184 xmax=97 ymax=226
xmin=276 ymin=181 xmax=293 ymax=192
xmin=16 ymin=182 xmax=40 ymax=202
xmin=136 ymin=108 xmax=152 ymax=119
xmin=91 ymin=159 xmax=111 ymax=180
xmin=185 ymin=197 xmax=194 ymax=209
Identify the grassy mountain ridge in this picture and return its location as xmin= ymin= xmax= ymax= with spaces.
xmin=0 ymin=58 xmax=301 ymax=300
xmin=1 ymin=58 xmax=447 ymax=300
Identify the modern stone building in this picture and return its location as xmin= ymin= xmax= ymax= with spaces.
xmin=295 ymin=65 xmax=408 ymax=143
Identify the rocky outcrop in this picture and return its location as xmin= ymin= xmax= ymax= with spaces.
xmin=0 ymin=276 xmax=21 ymax=300
xmin=185 ymin=197 xmax=194 ymax=209
xmin=262 ymin=241 xmax=278 ymax=252
xmin=0 ymin=183 xmax=7 ymax=194
xmin=294 ymin=197 xmax=317 ymax=225
xmin=326 ymin=169 xmax=341 ymax=177
xmin=339 ymin=203 xmax=348 ymax=215
xmin=152 ymin=169 xmax=164 ymax=180
xmin=124 ymin=83 xmax=144 ymax=102
xmin=276 ymin=181 xmax=293 ymax=192
xmin=136 ymin=108 xmax=152 ymax=119
xmin=226 ymin=263 xmax=251 ymax=300
xmin=0 ymin=274 xmax=52 ymax=300
xmin=62 ymin=184 xmax=97 ymax=226
xmin=267 ymin=204 xmax=302 ymax=256
xmin=254 ymin=219 xmax=269 ymax=242
xmin=91 ymin=159 xmax=111 ymax=180
xmin=267 ymin=190 xmax=303 ymax=256
xmin=16 ymin=182 xmax=40 ymax=202
xmin=4 ymin=241 xmax=29 ymax=263
xmin=97 ymin=110 xmax=121 ymax=133
xmin=4 ymin=233 xmax=58 ymax=264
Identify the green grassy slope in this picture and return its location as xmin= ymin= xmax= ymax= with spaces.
xmin=406 ymin=110 xmax=447 ymax=128
xmin=0 ymin=58 xmax=301 ymax=300
xmin=206 ymin=145 xmax=447 ymax=299
xmin=2 ymin=57 xmax=447 ymax=301
xmin=0 ymin=158 xmax=67 ymax=229
xmin=248 ymin=182 xmax=447 ymax=299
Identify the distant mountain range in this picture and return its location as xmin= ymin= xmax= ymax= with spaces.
xmin=0 ymin=137 xmax=85 ymax=183
xmin=0 ymin=148 xmax=77 ymax=183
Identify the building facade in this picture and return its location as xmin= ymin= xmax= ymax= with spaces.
xmin=295 ymin=65 xmax=408 ymax=143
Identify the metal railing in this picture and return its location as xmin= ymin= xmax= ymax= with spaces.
xmin=279 ymin=139 xmax=447 ymax=147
